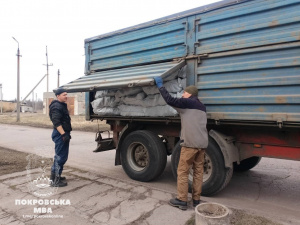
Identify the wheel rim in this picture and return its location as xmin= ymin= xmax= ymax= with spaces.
xmin=189 ymin=153 xmax=213 ymax=183
xmin=127 ymin=142 xmax=149 ymax=171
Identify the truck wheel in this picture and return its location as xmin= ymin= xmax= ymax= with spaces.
xmin=171 ymin=138 xmax=233 ymax=196
xmin=234 ymin=156 xmax=261 ymax=172
xmin=120 ymin=130 xmax=167 ymax=182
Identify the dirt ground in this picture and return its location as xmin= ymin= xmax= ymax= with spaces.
xmin=0 ymin=146 xmax=282 ymax=225
xmin=0 ymin=147 xmax=29 ymax=175
xmin=0 ymin=112 xmax=109 ymax=132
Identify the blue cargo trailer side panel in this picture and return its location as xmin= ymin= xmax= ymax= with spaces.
xmin=85 ymin=19 xmax=187 ymax=74
xmin=196 ymin=0 xmax=300 ymax=54
xmin=196 ymin=0 xmax=300 ymax=123
xmin=76 ymin=0 xmax=300 ymax=124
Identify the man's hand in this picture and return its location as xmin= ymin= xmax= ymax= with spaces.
xmin=62 ymin=133 xmax=71 ymax=142
xmin=154 ymin=77 xmax=163 ymax=88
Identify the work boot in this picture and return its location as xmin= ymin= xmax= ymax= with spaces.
xmin=50 ymin=173 xmax=67 ymax=187
xmin=60 ymin=176 xmax=66 ymax=181
xmin=50 ymin=172 xmax=56 ymax=182
xmin=169 ymin=198 xmax=187 ymax=210
xmin=50 ymin=173 xmax=66 ymax=181
xmin=193 ymin=199 xmax=203 ymax=207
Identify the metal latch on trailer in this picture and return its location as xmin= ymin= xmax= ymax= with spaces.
xmin=208 ymin=113 xmax=224 ymax=125
xmin=175 ymin=53 xmax=208 ymax=64
xmin=272 ymin=114 xmax=287 ymax=129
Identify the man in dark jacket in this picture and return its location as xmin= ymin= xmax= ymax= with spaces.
xmin=49 ymin=88 xmax=72 ymax=187
xmin=154 ymin=76 xmax=208 ymax=210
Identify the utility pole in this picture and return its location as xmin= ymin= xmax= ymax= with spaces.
xmin=43 ymin=46 xmax=53 ymax=92
xmin=12 ymin=37 xmax=21 ymax=122
xmin=32 ymin=91 xmax=34 ymax=113
xmin=43 ymin=46 xmax=53 ymax=115
xmin=0 ymin=83 xmax=2 ymax=114
xmin=57 ymin=69 xmax=60 ymax=88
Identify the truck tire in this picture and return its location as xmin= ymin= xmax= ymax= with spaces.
xmin=234 ymin=156 xmax=261 ymax=172
xmin=171 ymin=138 xmax=233 ymax=196
xmin=120 ymin=130 xmax=167 ymax=182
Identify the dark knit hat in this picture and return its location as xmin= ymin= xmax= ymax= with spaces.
xmin=184 ymin=86 xmax=198 ymax=96
xmin=54 ymin=88 xmax=67 ymax=96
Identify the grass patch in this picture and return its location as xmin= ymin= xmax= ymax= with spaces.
xmin=9 ymin=185 xmax=18 ymax=190
xmin=0 ymin=112 xmax=109 ymax=132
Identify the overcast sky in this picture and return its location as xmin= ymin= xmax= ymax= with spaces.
xmin=0 ymin=0 xmax=219 ymax=101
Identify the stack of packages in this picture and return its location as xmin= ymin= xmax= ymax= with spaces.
xmin=91 ymin=67 xmax=186 ymax=117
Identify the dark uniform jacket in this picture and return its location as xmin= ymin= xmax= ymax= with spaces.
xmin=159 ymin=87 xmax=208 ymax=149
xmin=49 ymin=100 xmax=72 ymax=132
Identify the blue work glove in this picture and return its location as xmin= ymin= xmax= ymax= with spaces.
xmin=154 ymin=76 xmax=163 ymax=88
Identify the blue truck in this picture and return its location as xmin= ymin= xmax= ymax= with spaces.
xmin=60 ymin=0 xmax=300 ymax=195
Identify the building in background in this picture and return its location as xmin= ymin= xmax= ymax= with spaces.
xmin=43 ymin=92 xmax=85 ymax=115
xmin=20 ymin=105 xmax=33 ymax=113
xmin=1 ymin=101 xmax=17 ymax=113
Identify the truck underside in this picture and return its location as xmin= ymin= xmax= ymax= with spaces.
xmin=90 ymin=115 xmax=300 ymax=196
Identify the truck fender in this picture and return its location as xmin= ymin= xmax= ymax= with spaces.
xmin=115 ymin=123 xmax=140 ymax=165
xmin=208 ymin=130 xmax=239 ymax=168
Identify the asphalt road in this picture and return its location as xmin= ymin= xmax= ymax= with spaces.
xmin=0 ymin=124 xmax=299 ymax=225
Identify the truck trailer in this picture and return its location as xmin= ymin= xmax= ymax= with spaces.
xmin=59 ymin=0 xmax=300 ymax=196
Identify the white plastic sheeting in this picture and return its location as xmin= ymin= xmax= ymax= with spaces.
xmin=91 ymin=68 xmax=186 ymax=117
xmin=123 ymin=92 xmax=147 ymax=106
xmin=164 ymin=66 xmax=187 ymax=81
xmin=115 ymin=87 xmax=143 ymax=98
xmin=94 ymin=90 xmax=117 ymax=98
xmin=142 ymin=79 xmax=184 ymax=95
xmin=91 ymin=97 xmax=118 ymax=108
xmin=93 ymin=107 xmax=120 ymax=116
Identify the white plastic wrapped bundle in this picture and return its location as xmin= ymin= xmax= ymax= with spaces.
xmin=115 ymin=87 xmax=143 ymax=98
xmin=144 ymin=105 xmax=178 ymax=117
xmin=142 ymin=93 xmax=177 ymax=107
xmin=142 ymin=94 xmax=164 ymax=107
xmin=164 ymin=65 xmax=187 ymax=81
xmin=95 ymin=90 xmax=116 ymax=98
xmin=93 ymin=107 xmax=120 ymax=116
xmin=92 ymin=74 xmax=185 ymax=117
xmin=114 ymin=96 xmax=124 ymax=104
xmin=178 ymin=66 xmax=187 ymax=78
xmin=177 ymin=90 xmax=184 ymax=97
xmin=118 ymin=105 xmax=145 ymax=116
xmin=166 ymin=79 xmax=184 ymax=93
xmin=123 ymin=92 xmax=146 ymax=106
xmin=122 ymin=92 xmax=178 ymax=107
xmin=179 ymin=78 xmax=186 ymax=89
xmin=142 ymin=79 xmax=183 ymax=95
xmin=91 ymin=97 xmax=118 ymax=108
